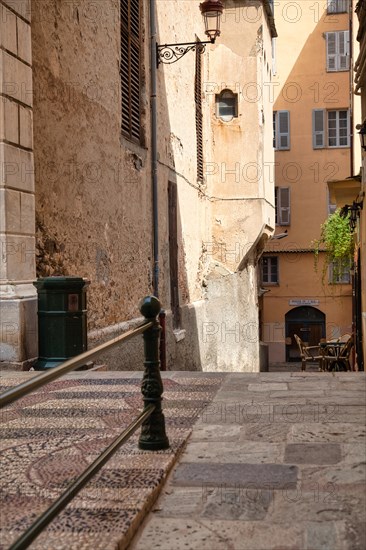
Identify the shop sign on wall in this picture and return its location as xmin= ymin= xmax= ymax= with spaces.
xmin=289 ymin=299 xmax=320 ymax=306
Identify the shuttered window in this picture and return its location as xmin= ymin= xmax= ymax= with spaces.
xmin=326 ymin=31 xmax=349 ymax=71
xmin=273 ymin=111 xmax=290 ymax=150
xmin=327 ymin=0 xmax=347 ymax=13
xmin=312 ymin=109 xmax=349 ymax=148
xmin=121 ymin=0 xmax=141 ymax=142
xmin=195 ymin=44 xmax=203 ymax=183
xmin=312 ymin=109 xmax=325 ymax=149
xmin=262 ymin=256 xmax=279 ymax=284
xmin=275 ymin=187 xmax=291 ymax=226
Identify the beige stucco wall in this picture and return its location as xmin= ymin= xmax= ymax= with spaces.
xmin=0 ymin=0 xmax=276 ymax=371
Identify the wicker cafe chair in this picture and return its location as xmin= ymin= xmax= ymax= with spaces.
xmin=322 ymin=335 xmax=354 ymax=372
xmin=294 ymin=334 xmax=324 ymax=371
xmin=338 ymin=333 xmax=352 ymax=343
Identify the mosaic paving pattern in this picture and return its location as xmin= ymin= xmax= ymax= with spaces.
xmin=0 ymin=372 xmax=224 ymax=549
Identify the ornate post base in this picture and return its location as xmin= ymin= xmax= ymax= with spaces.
xmin=138 ymin=297 xmax=170 ymax=451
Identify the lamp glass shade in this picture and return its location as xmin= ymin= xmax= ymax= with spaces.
xmin=200 ymin=0 xmax=224 ymax=43
xmin=359 ymin=126 xmax=366 ymax=151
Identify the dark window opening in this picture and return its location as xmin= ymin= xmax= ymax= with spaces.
xmin=121 ymin=0 xmax=141 ymax=143
xmin=168 ymin=182 xmax=180 ymax=329
xmin=216 ymin=89 xmax=238 ymax=122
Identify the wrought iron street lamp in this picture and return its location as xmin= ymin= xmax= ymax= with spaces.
xmin=156 ymin=0 xmax=224 ymax=66
xmin=357 ymin=122 xmax=366 ymax=151
xmin=340 ymin=201 xmax=363 ymax=231
xmin=349 ymin=201 xmax=363 ymax=231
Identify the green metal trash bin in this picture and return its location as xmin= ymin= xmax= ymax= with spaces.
xmin=33 ymin=277 xmax=89 ymax=370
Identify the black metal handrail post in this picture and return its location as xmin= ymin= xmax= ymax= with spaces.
xmin=139 ymin=296 xmax=169 ymax=450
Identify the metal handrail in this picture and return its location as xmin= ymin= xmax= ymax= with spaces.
xmin=0 ymin=321 xmax=152 ymax=409
xmin=2 ymin=295 xmax=170 ymax=550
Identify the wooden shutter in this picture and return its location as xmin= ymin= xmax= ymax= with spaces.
xmin=327 ymin=0 xmax=347 ymax=13
xmin=278 ymin=187 xmax=291 ymax=226
xmin=278 ymin=111 xmax=290 ymax=150
xmin=121 ymin=0 xmax=141 ymax=142
xmin=338 ymin=31 xmax=349 ymax=71
xmin=326 ymin=32 xmax=337 ymax=71
xmin=195 ymin=44 xmax=203 ymax=182
xmin=312 ymin=109 xmax=325 ymax=149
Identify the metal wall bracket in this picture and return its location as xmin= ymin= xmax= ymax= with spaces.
xmin=156 ymin=40 xmax=211 ymax=67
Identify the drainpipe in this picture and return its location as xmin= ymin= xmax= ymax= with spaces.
xmin=150 ymin=0 xmax=159 ymax=298
xmin=150 ymin=0 xmax=167 ymax=370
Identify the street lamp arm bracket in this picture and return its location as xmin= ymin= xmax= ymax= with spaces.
xmin=156 ymin=41 xmax=210 ymax=66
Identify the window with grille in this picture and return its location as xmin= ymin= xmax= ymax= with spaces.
xmin=261 ymin=256 xmax=279 ymax=284
xmin=195 ymin=44 xmax=203 ymax=183
xmin=329 ymin=259 xmax=351 ymax=284
xmin=312 ymin=109 xmax=350 ymax=148
xmin=275 ymin=187 xmax=291 ymax=225
xmin=326 ymin=31 xmax=349 ymax=71
xmin=121 ymin=0 xmax=141 ymax=143
xmin=327 ymin=0 xmax=348 ymax=13
xmin=273 ymin=111 xmax=290 ymax=150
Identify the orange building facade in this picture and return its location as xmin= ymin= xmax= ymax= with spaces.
xmin=261 ymin=0 xmax=359 ymax=363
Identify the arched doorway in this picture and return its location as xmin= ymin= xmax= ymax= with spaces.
xmin=285 ymin=307 xmax=326 ymax=362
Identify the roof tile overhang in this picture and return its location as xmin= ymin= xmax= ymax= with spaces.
xmin=328 ymin=175 xmax=362 ymax=206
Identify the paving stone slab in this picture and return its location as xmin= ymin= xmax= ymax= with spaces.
xmin=172 ymin=462 xmax=298 ymax=489
xmin=247 ymin=382 xmax=288 ymax=392
xmin=299 ymin=464 xmax=366 ymax=491
xmin=289 ymin=423 xmax=366 ymax=443
xmin=131 ymin=518 xmax=305 ymax=550
xmin=341 ymin=443 xmax=366 ymax=465
xmin=179 ymin=441 xmax=284 ymax=464
xmin=152 ymin=485 xmax=274 ymax=521
xmin=343 ymin=520 xmax=366 ymax=550
xmin=285 ymin=443 xmax=342 ymax=464
xmin=188 ymin=424 xmax=241 ymax=442
xmin=269 ymin=488 xmax=366 ymax=524
xmin=242 ymin=422 xmax=291 ymax=442
xmin=269 ymin=390 xmax=326 ymax=399
xmin=304 ymin=521 xmax=347 ymax=550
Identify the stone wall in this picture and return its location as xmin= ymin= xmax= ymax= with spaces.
xmin=0 ymin=0 xmax=37 ymax=368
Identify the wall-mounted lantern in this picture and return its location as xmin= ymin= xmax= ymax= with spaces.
xmin=341 ymin=201 xmax=363 ymax=231
xmin=156 ymin=0 xmax=224 ymax=66
xmin=357 ymin=122 xmax=366 ymax=151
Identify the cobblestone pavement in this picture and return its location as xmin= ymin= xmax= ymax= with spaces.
xmin=0 ymin=370 xmax=223 ymax=549
xmin=130 ymin=371 xmax=366 ymax=550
